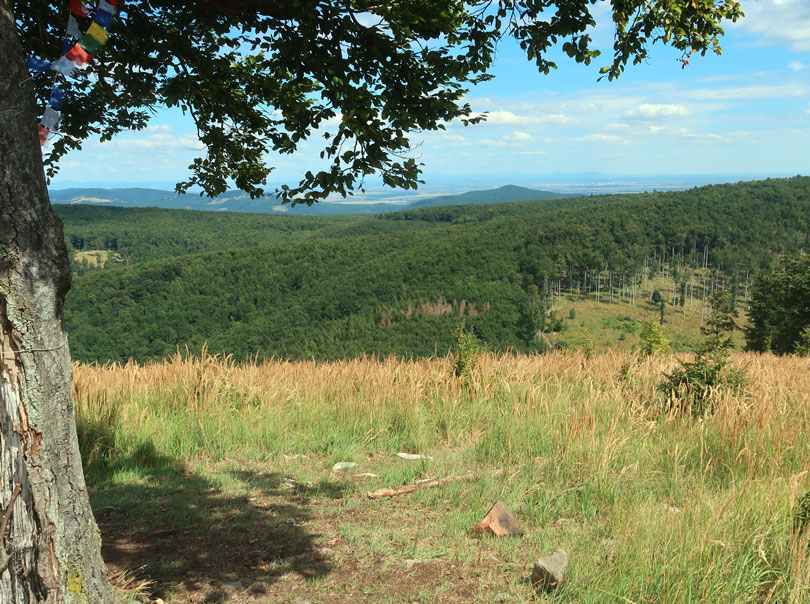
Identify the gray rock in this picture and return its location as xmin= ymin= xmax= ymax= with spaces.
xmin=531 ymin=548 xmax=568 ymax=592
xmin=356 ymin=472 xmax=379 ymax=478
xmin=246 ymin=581 xmax=266 ymax=595
xmin=397 ymin=452 xmax=433 ymax=461
xmin=661 ymin=503 xmax=683 ymax=516
xmin=493 ymin=593 xmax=516 ymax=603
xmin=332 ymin=461 xmax=358 ymax=471
xmin=294 ymin=600 xmax=312 ymax=604
xmin=401 ymin=559 xmax=425 ymax=571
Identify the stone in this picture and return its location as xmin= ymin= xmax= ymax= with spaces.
xmin=661 ymin=503 xmax=683 ymax=516
xmin=332 ymin=461 xmax=358 ymax=471
xmin=473 ymin=502 xmax=524 ymax=537
xmin=493 ymin=593 xmax=516 ymax=603
xmin=531 ymin=548 xmax=568 ymax=592
xmin=397 ymin=452 xmax=433 ymax=461
xmin=356 ymin=472 xmax=379 ymax=478
xmin=246 ymin=581 xmax=266 ymax=595
xmin=294 ymin=600 xmax=312 ymax=604
xmin=401 ymin=559 xmax=425 ymax=571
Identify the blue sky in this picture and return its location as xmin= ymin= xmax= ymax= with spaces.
xmin=50 ymin=0 xmax=809 ymax=191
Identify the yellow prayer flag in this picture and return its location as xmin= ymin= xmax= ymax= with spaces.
xmin=86 ymin=22 xmax=109 ymax=45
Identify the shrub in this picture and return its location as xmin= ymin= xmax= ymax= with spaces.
xmin=452 ymin=320 xmax=486 ymax=378
xmin=796 ymin=326 xmax=810 ymax=358
xmin=639 ymin=320 xmax=670 ymax=356
xmin=659 ymin=290 xmax=747 ymax=415
xmin=568 ymin=307 xmax=576 ymax=320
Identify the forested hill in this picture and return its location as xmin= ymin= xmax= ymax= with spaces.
xmin=64 ymin=177 xmax=810 ymax=363
xmin=50 ymin=184 xmax=565 ymax=215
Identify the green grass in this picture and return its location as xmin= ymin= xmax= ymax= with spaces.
xmin=77 ymin=351 xmax=810 ymax=603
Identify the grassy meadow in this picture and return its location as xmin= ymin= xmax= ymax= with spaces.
xmin=75 ymin=351 xmax=810 ymax=603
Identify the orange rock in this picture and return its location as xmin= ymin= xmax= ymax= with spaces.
xmin=473 ymin=501 xmax=524 ymax=537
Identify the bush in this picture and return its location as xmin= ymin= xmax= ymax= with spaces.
xmin=796 ymin=326 xmax=810 ymax=358
xmin=568 ymin=307 xmax=576 ymax=320
xmin=452 ymin=320 xmax=486 ymax=378
xmin=659 ymin=290 xmax=747 ymax=415
xmin=639 ymin=320 xmax=670 ymax=356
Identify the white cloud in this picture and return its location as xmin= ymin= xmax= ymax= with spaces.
xmin=471 ymin=110 xmax=578 ymax=127
xmin=684 ymin=83 xmax=809 ymax=101
xmin=788 ymin=61 xmax=806 ymax=72
xmin=806 ymin=103 xmax=810 ymax=115
xmin=733 ymin=0 xmax=810 ymax=51
xmin=623 ymin=103 xmax=689 ymax=120
xmin=507 ymin=131 xmax=534 ymax=142
xmin=439 ymin=133 xmax=470 ymax=146
xmin=577 ymin=133 xmax=628 ymax=144
xmin=604 ymin=122 xmax=631 ymax=130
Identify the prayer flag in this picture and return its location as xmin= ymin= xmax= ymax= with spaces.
xmin=49 ymin=87 xmax=67 ymax=110
xmin=79 ymin=31 xmax=104 ymax=55
xmin=87 ymin=22 xmax=109 ymax=45
xmin=69 ymin=0 xmax=91 ymax=18
xmin=98 ymin=0 xmax=117 ymax=15
xmin=66 ymin=43 xmax=92 ymax=67
xmin=38 ymin=125 xmax=51 ymax=145
xmin=26 ymin=57 xmax=50 ymax=72
xmin=66 ymin=15 xmax=82 ymax=38
xmin=49 ymin=55 xmax=77 ymax=77
xmin=41 ymin=107 xmax=61 ymax=130
xmin=93 ymin=8 xmax=113 ymax=29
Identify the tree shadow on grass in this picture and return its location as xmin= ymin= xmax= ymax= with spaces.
xmin=85 ymin=439 xmax=342 ymax=603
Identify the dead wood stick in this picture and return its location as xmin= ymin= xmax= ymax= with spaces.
xmin=0 ymin=483 xmax=22 ymax=574
xmin=367 ymin=469 xmax=505 ymax=499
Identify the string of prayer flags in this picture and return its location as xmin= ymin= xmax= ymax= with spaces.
xmin=26 ymin=0 xmax=118 ymax=146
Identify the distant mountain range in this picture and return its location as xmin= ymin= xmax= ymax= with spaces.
xmin=49 ymin=184 xmax=567 ymax=215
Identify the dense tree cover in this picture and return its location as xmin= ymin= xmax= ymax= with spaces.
xmin=56 ymin=204 xmax=435 ymax=267
xmin=745 ymin=255 xmax=810 ymax=355
xmin=64 ymin=177 xmax=810 ymax=363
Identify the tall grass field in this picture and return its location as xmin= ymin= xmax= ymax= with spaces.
xmin=75 ymin=351 xmax=810 ymax=603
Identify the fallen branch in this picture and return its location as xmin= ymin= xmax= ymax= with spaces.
xmin=0 ymin=483 xmax=22 ymax=574
xmin=367 ymin=469 xmax=505 ymax=499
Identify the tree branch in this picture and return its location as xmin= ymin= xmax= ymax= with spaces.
xmin=192 ymin=0 xmax=297 ymax=19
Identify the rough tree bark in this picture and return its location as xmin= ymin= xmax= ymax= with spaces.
xmin=0 ymin=2 xmax=114 ymax=602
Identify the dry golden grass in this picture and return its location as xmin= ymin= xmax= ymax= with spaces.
xmin=75 ymin=350 xmax=810 ymax=602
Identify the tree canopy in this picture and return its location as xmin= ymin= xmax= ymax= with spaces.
xmin=18 ymin=0 xmax=741 ymax=203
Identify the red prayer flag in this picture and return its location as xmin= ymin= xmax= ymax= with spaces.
xmin=69 ymin=0 xmax=91 ymax=17
xmin=38 ymin=125 xmax=51 ymax=145
xmin=66 ymin=43 xmax=92 ymax=67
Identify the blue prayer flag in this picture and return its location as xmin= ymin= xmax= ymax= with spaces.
xmin=49 ymin=87 xmax=67 ymax=110
xmin=26 ymin=57 xmax=51 ymax=72
xmin=93 ymin=8 xmax=113 ymax=29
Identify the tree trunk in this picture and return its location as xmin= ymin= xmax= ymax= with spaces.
xmin=0 ymin=4 xmax=113 ymax=603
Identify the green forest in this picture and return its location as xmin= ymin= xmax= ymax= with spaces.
xmin=60 ymin=176 xmax=810 ymax=363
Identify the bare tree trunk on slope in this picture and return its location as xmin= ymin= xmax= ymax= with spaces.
xmin=0 ymin=4 xmax=113 ymax=602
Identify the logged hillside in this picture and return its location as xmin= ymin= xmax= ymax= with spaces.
xmin=64 ymin=177 xmax=810 ymax=363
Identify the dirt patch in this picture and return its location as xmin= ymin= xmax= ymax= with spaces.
xmin=95 ymin=462 xmax=533 ymax=603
